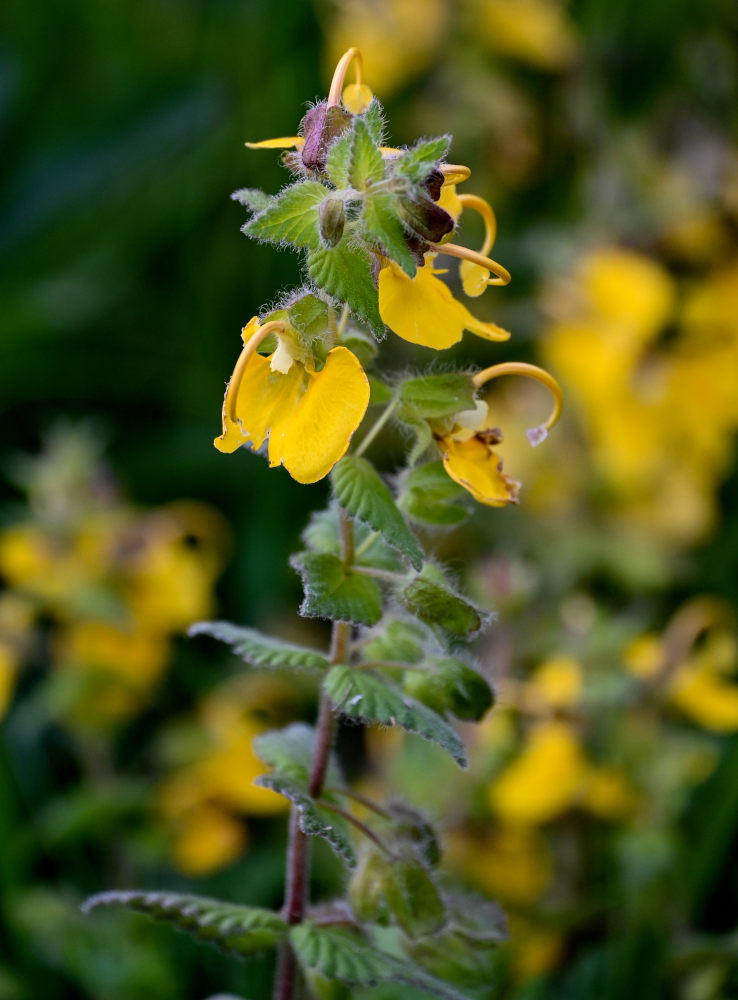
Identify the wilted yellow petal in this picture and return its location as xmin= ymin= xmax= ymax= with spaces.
xmin=245 ymin=136 xmax=305 ymax=150
xmin=342 ymin=82 xmax=373 ymax=113
xmin=378 ymin=261 xmax=510 ymax=349
xmin=439 ymin=436 xmax=520 ymax=507
xmin=275 ymin=347 xmax=370 ymax=483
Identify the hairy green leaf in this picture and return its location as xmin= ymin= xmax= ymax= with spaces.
xmin=287 ymin=293 xmax=331 ymax=343
xmin=398 ymin=462 xmax=473 ymax=527
xmin=363 ymin=619 xmax=430 ymax=665
xmin=290 ymin=924 xmax=471 ymax=999
xmin=399 ymin=374 xmax=476 ymax=420
xmin=291 ymin=552 xmax=383 ymax=625
xmin=244 ymin=181 xmax=330 ymax=249
xmin=362 ymin=99 xmax=387 ymax=145
xmin=404 ymin=658 xmax=494 ymax=721
xmin=331 ymin=456 xmax=423 ymax=570
xmin=253 ymin=723 xmax=342 ymax=786
xmin=188 ymin=621 xmax=329 ymax=673
xmin=81 ymin=891 xmax=285 ymax=956
xmin=393 ymin=136 xmax=451 ymax=183
xmin=325 ymin=132 xmax=352 ymax=188
xmin=323 ymin=666 xmax=467 ymax=766
xmin=348 ymin=118 xmax=385 ymax=189
xmin=255 ymin=774 xmax=355 ymax=865
xmin=307 ymin=240 xmax=383 ymax=336
xmin=231 ymin=187 xmax=275 ymax=212
xmin=402 ymin=572 xmax=485 ymax=639
xmin=384 ymin=857 xmax=446 ymax=938
xmin=363 ymin=191 xmax=416 ymax=276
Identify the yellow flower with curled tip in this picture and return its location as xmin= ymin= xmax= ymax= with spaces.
xmin=214 ymin=317 xmax=369 ymax=484
xmin=434 ymin=363 xmax=563 ymax=506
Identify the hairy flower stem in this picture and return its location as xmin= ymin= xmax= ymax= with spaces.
xmin=273 ymin=516 xmax=354 ymax=1000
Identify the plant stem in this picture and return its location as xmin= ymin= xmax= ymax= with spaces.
xmin=318 ymin=800 xmax=395 ymax=856
xmin=273 ymin=516 xmax=354 ymax=1000
xmin=354 ymin=396 xmax=399 ymax=458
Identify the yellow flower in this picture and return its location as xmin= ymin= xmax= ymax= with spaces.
xmin=474 ymin=0 xmax=579 ymax=71
xmin=378 ymin=254 xmax=511 ymax=350
xmin=436 ymin=362 xmax=562 ymax=507
xmin=170 ymin=803 xmax=247 ymax=878
xmin=214 ymin=317 xmax=369 ymax=484
xmin=489 ymin=720 xmax=590 ymax=825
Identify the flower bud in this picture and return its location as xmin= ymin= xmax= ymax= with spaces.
xmin=319 ymin=198 xmax=346 ymax=247
xmin=300 ymin=102 xmax=353 ymax=171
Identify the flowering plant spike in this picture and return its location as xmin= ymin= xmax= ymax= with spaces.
xmin=84 ymin=47 xmax=561 ymax=1000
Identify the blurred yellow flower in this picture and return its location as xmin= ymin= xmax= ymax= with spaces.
xmin=526 ymin=654 xmax=583 ymax=710
xmin=473 ymin=0 xmax=579 ymax=71
xmin=170 ymin=803 xmax=248 ymax=878
xmin=490 ymin=720 xmax=589 ymax=824
xmin=0 ymin=642 xmax=18 ymax=717
xmin=215 ymin=317 xmax=369 ymax=484
xmin=453 ymin=824 xmax=553 ymax=906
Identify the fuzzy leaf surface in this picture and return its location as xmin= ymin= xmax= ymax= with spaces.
xmin=398 ymin=462 xmax=473 ymax=527
xmin=288 ymin=293 xmax=331 ymax=342
xmin=393 ymin=136 xmax=451 ymax=183
xmin=363 ymin=190 xmax=416 ymax=276
xmin=362 ymin=99 xmax=386 ymax=145
xmin=348 ymin=118 xmax=385 ymax=189
xmin=331 ymin=456 xmax=423 ymax=570
xmin=255 ymin=774 xmax=355 ymax=865
xmin=403 ymin=659 xmax=494 ymax=721
xmin=244 ymin=181 xmax=330 ymax=249
xmin=325 ymin=132 xmax=352 ymax=188
xmin=323 ymin=666 xmax=467 ymax=766
xmin=307 ymin=240 xmax=383 ymax=335
xmin=402 ymin=573 xmax=484 ymax=639
xmin=399 ymin=374 xmax=476 ymax=420
xmin=302 ymin=504 xmax=404 ymax=573
xmin=231 ymin=188 xmax=275 ymax=211
xmin=188 ymin=621 xmax=329 ymax=673
xmin=363 ymin=619 xmax=430 ymax=665
xmin=253 ymin=723 xmax=342 ymax=786
xmin=81 ymin=891 xmax=285 ymax=956
xmin=290 ymin=924 xmax=471 ymax=999
xmin=291 ymin=552 xmax=383 ymax=626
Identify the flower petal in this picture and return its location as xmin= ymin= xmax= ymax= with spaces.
xmin=342 ymin=82 xmax=374 ymax=113
xmin=438 ymin=181 xmax=463 ymax=221
xmin=245 ymin=136 xmax=305 ymax=150
xmin=379 ymin=260 xmax=510 ymax=349
xmin=274 ymin=347 xmax=370 ymax=484
xmin=460 ymin=260 xmax=490 ymax=298
xmin=439 ymin=435 xmax=520 ymax=506
xmin=214 ymin=352 xmax=304 ymax=455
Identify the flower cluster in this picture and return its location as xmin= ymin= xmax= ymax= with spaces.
xmin=215 ymin=47 xmax=561 ymax=504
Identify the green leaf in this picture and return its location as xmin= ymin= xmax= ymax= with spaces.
xmin=290 ymin=924 xmax=472 ymax=1000
xmin=287 ymin=293 xmax=331 ymax=343
xmin=393 ymin=136 xmax=451 ymax=183
xmin=244 ymin=181 xmax=330 ymax=249
xmin=399 ymin=374 xmax=476 ymax=420
xmin=81 ymin=891 xmax=286 ymax=956
xmin=331 ymin=456 xmax=423 ymax=570
xmin=403 ymin=659 xmax=494 ymax=721
xmin=402 ymin=571 xmax=485 ymax=639
xmin=348 ymin=118 xmax=385 ymax=189
xmin=302 ymin=503 xmax=403 ymax=573
xmin=255 ymin=774 xmax=356 ymax=865
xmin=384 ymin=858 xmax=446 ymax=938
xmin=325 ymin=133 xmax=352 ymax=188
xmin=403 ymin=415 xmax=434 ymax=466
xmin=307 ymin=240 xmax=383 ymax=336
xmin=323 ymin=666 xmax=467 ymax=767
xmin=231 ymin=187 xmax=275 ymax=211
xmin=291 ymin=552 xmax=383 ymax=626
xmin=367 ymin=375 xmax=392 ymax=404
xmin=188 ymin=621 xmax=329 ymax=673
xmin=363 ymin=190 xmax=416 ymax=276
xmin=362 ymin=99 xmax=387 ymax=145
xmin=398 ymin=462 xmax=473 ymax=527
xmin=363 ymin=619 xmax=429 ymax=665
xmin=254 ymin=723 xmax=342 ymax=786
